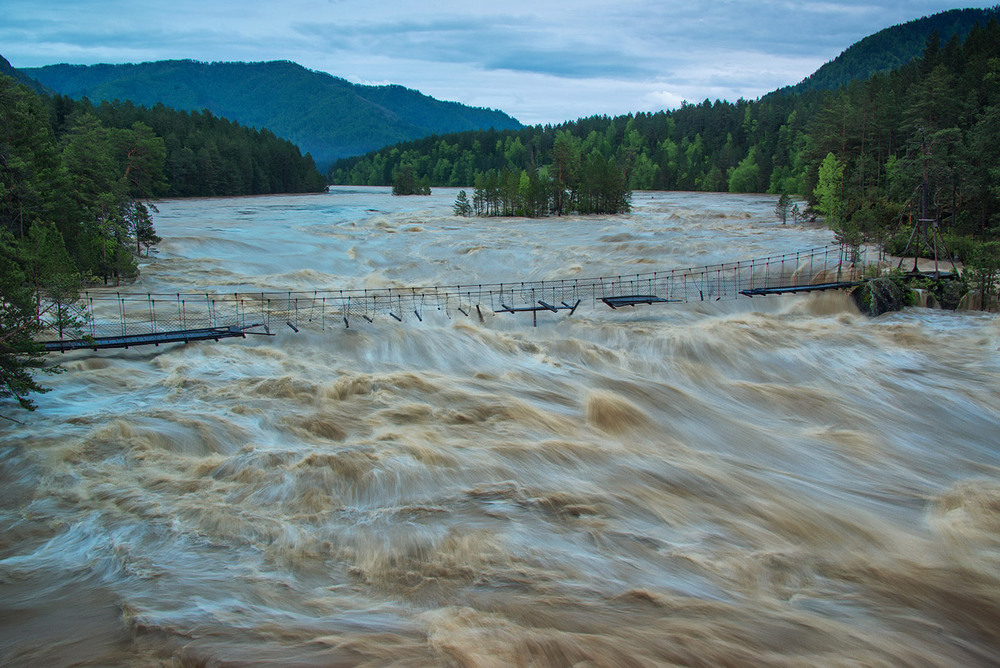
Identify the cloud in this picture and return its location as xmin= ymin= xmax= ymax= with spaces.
xmin=294 ymin=17 xmax=652 ymax=80
xmin=483 ymin=49 xmax=652 ymax=79
xmin=643 ymin=89 xmax=686 ymax=110
xmin=3 ymin=0 xmax=997 ymax=124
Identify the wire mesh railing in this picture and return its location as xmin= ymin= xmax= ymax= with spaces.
xmin=39 ymin=243 xmax=868 ymax=346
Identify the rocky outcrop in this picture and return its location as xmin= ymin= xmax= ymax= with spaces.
xmin=851 ymin=277 xmax=908 ymax=316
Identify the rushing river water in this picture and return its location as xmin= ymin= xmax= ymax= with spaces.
xmin=3 ymin=188 xmax=1000 ymax=666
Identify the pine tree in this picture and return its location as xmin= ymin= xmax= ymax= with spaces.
xmin=453 ymin=190 xmax=472 ymax=217
xmin=775 ymin=193 xmax=793 ymax=224
xmin=0 ymin=232 xmax=48 ymax=415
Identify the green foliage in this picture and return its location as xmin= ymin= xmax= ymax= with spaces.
xmin=331 ymin=94 xmax=826 ymax=201
xmin=325 ymin=12 xmax=1000 ymax=309
xmin=328 ymin=9 xmax=1000 ymax=253
xmin=814 ymin=153 xmax=845 ymax=228
xmin=58 ymin=113 xmax=154 ymax=283
xmin=774 ymin=193 xmax=793 ymax=224
xmin=471 ymin=168 xmax=552 ymax=217
xmin=468 ymin=146 xmax=630 ymax=218
xmin=800 ymin=16 xmax=1000 ymax=275
xmin=964 ymin=240 xmax=1000 ymax=309
xmin=453 ymin=190 xmax=472 ymax=217
xmin=20 ymin=220 xmax=77 ymax=296
xmin=728 ymin=146 xmax=762 ymax=193
xmin=7 ymin=7 xmax=1000 ymax=316
xmin=0 ymin=75 xmax=64 ymax=239
xmin=82 ymin=99 xmax=328 ymax=197
xmin=134 ymin=203 xmax=162 ymax=255
xmin=0 ymin=231 xmax=47 ymax=413
xmin=550 ymin=130 xmax=580 ymax=215
xmin=0 ymin=75 xmax=169 ymax=410
xmin=392 ymin=165 xmax=430 ymax=195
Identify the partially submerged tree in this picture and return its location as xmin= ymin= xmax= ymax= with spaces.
xmin=550 ymin=130 xmax=580 ymax=216
xmin=453 ymin=190 xmax=472 ymax=217
xmin=965 ymin=240 xmax=1000 ymax=309
xmin=775 ymin=193 xmax=793 ymax=224
xmin=392 ymin=164 xmax=430 ymax=195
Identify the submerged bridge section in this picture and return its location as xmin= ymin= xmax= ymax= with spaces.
xmin=40 ymin=244 xmax=866 ymax=352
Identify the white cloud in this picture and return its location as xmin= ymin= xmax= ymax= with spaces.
xmin=644 ymin=90 xmax=686 ymax=111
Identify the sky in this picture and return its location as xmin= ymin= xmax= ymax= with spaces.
xmin=2 ymin=1 xmax=995 ymax=125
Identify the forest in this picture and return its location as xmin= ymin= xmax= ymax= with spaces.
xmin=23 ymin=59 xmax=524 ymax=170
xmin=0 ymin=74 xmax=326 ymax=412
xmin=331 ymin=19 xmax=1000 ymax=262
xmin=79 ymin=98 xmax=329 ymax=197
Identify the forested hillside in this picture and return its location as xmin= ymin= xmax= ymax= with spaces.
xmin=0 ymin=55 xmax=48 ymax=95
xmin=22 ymin=59 xmax=523 ymax=169
xmin=0 ymin=71 xmax=333 ymax=407
xmin=784 ymin=6 xmax=999 ymax=93
xmin=74 ymin=98 xmax=328 ymax=197
xmin=331 ymin=16 xmax=1000 ymax=263
xmin=2 ymin=70 xmax=326 ymax=275
xmin=330 ymin=93 xmax=821 ymax=194
xmin=2 ymin=74 xmax=163 ymax=408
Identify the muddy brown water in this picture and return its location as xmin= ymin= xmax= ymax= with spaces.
xmin=3 ymin=188 xmax=1000 ymax=666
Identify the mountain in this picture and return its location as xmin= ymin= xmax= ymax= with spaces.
xmin=782 ymin=6 xmax=1000 ymax=94
xmin=20 ymin=59 xmax=522 ymax=169
xmin=1 ymin=54 xmax=50 ymax=95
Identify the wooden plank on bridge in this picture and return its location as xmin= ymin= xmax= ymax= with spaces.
xmin=602 ymin=295 xmax=677 ymax=309
xmin=740 ymin=281 xmax=861 ymax=297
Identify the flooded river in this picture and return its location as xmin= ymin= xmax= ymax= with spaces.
xmin=3 ymin=188 xmax=1000 ymax=666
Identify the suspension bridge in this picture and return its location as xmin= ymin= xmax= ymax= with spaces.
xmin=40 ymin=243 xmax=869 ymax=353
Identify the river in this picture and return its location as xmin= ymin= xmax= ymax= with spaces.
xmin=2 ymin=188 xmax=1000 ymax=666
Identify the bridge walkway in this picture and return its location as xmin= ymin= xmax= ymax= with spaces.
xmin=39 ymin=244 xmax=868 ymax=352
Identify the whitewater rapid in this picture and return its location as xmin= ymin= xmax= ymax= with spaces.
xmin=2 ymin=188 xmax=1000 ymax=666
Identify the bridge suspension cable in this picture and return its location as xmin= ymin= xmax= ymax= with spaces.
xmin=40 ymin=243 xmax=867 ymax=351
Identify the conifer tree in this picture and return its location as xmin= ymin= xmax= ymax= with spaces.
xmin=453 ymin=190 xmax=472 ymax=216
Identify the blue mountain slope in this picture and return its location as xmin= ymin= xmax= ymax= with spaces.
xmin=23 ymin=59 xmax=522 ymax=169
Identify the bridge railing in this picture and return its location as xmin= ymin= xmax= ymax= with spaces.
xmin=58 ymin=293 xmax=261 ymax=340
xmin=39 ymin=243 xmax=869 ymax=343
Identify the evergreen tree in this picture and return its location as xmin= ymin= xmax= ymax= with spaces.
xmin=0 ymin=76 xmax=64 ymax=240
xmin=392 ymin=164 xmax=429 ymax=195
xmin=453 ymin=190 xmax=472 ymax=217
xmin=775 ymin=193 xmax=793 ymax=224
xmin=550 ymin=130 xmax=580 ymax=215
xmin=0 ymin=232 xmax=47 ymax=414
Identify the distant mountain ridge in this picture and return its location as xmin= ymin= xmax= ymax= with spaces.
xmin=0 ymin=54 xmax=49 ymax=95
xmin=782 ymin=6 xmax=1000 ymax=94
xmin=21 ymin=59 xmax=522 ymax=169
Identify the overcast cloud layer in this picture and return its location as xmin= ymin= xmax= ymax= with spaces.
xmin=2 ymin=1 xmax=993 ymax=124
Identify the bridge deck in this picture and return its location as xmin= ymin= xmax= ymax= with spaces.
xmin=36 ymin=244 xmax=869 ymax=352
xmin=602 ymin=294 xmax=679 ymax=308
xmin=43 ymin=325 xmax=255 ymax=352
xmin=740 ymin=281 xmax=861 ymax=297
